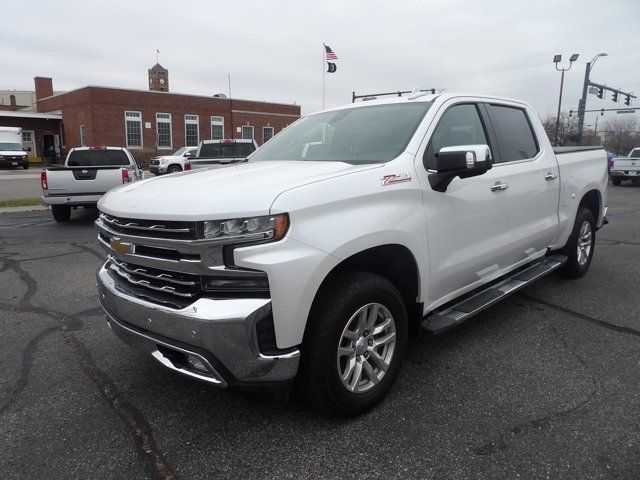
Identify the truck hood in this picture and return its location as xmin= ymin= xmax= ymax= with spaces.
xmin=0 ymin=150 xmax=27 ymax=156
xmin=98 ymin=161 xmax=380 ymax=220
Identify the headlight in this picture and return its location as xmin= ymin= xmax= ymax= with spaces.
xmin=203 ymin=214 xmax=289 ymax=245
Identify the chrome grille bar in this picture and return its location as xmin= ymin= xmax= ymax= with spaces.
xmin=100 ymin=214 xmax=193 ymax=234
xmin=110 ymin=257 xmax=197 ymax=286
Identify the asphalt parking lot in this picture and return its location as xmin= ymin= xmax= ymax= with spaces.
xmin=1 ymin=182 xmax=639 ymax=480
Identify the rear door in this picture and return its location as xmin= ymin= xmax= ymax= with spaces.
xmin=483 ymin=103 xmax=560 ymax=261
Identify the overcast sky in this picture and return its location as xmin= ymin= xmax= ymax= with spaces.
xmin=2 ymin=0 xmax=639 ymax=126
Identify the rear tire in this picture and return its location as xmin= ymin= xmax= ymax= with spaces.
xmin=300 ymin=271 xmax=408 ymax=417
xmin=51 ymin=205 xmax=71 ymax=222
xmin=558 ymin=206 xmax=595 ymax=278
xmin=612 ymin=177 xmax=622 ymax=186
xmin=168 ymin=164 xmax=182 ymax=174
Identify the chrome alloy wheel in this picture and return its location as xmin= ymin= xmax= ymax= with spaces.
xmin=336 ymin=303 xmax=396 ymax=393
xmin=577 ymin=221 xmax=593 ymax=266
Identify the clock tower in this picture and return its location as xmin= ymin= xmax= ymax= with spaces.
xmin=148 ymin=63 xmax=169 ymax=92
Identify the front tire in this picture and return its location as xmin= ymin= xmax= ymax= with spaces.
xmin=167 ymin=164 xmax=182 ymax=174
xmin=300 ymin=272 xmax=408 ymax=417
xmin=51 ymin=205 xmax=71 ymax=222
xmin=558 ymin=206 xmax=595 ymax=278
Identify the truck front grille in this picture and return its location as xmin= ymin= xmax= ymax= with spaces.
xmin=100 ymin=213 xmax=198 ymax=240
xmin=107 ymin=257 xmax=202 ymax=308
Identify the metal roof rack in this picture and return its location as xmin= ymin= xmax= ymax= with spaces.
xmin=352 ymin=88 xmax=437 ymax=103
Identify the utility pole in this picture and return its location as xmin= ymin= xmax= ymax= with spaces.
xmin=577 ymin=53 xmax=608 ymax=144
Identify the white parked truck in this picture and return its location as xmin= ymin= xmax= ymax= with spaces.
xmin=42 ymin=146 xmax=143 ymax=222
xmin=0 ymin=126 xmax=29 ymax=169
xmin=609 ymin=148 xmax=640 ymax=185
xmin=95 ymin=93 xmax=608 ymax=416
xmin=149 ymin=147 xmax=197 ymax=175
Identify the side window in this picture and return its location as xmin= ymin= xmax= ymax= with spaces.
xmin=199 ymin=143 xmax=221 ymax=157
xmin=487 ymin=105 xmax=538 ymax=162
xmin=424 ymin=104 xmax=488 ymax=169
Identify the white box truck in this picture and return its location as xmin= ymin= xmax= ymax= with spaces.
xmin=0 ymin=126 xmax=29 ymax=170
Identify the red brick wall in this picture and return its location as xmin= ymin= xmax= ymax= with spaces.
xmin=37 ymin=86 xmax=301 ymax=152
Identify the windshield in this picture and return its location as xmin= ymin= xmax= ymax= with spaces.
xmin=250 ymin=102 xmax=431 ymax=164
xmin=171 ymin=147 xmax=187 ymax=156
xmin=67 ymin=149 xmax=129 ymax=167
xmin=630 ymin=149 xmax=640 ymax=158
xmin=0 ymin=142 xmax=24 ymax=152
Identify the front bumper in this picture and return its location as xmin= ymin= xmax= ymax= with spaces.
xmin=96 ymin=263 xmax=300 ymax=387
xmin=149 ymin=164 xmax=167 ymax=175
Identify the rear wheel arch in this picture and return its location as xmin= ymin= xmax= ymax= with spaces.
xmin=578 ymin=189 xmax=601 ymax=225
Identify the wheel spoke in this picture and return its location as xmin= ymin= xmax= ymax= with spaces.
xmin=341 ymin=357 xmax=356 ymax=381
xmin=362 ymin=360 xmax=379 ymax=385
xmin=355 ymin=310 xmax=366 ymax=334
xmin=342 ymin=329 xmax=358 ymax=341
xmin=373 ymin=317 xmax=391 ymax=335
xmin=365 ymin=304 xmax=380 ymax=330
xmin=373 ymin=331 xmax=396 ymax=348
xmin=369 ymin=350 xmax=388 ymax=372
xmin=338 ymin=346 xmax=354 ymax=357
xmin=348 ymin=361 xmax=363 ymax=391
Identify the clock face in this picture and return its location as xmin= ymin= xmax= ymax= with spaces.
xmin=159 ymin=78 xmax=165 ymax=84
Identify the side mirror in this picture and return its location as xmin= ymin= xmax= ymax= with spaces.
xmin=428 ymin=144 xmax=493 ymax=192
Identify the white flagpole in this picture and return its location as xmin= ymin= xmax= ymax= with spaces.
xmin=322 ymin=43 xmax=326 ymax=109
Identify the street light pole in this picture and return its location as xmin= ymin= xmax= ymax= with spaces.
xmin=553 ymin=54 xmax=579 ymax=146
xmin=577 ymin=53 xmax=608 ymax=144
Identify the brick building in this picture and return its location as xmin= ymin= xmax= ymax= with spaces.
xmin=35 ymin=75 xmax=300 ymax=159
xmin=0 ymin=110 xmax=62 ymax=160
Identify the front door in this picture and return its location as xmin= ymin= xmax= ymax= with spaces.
xmin=415 ymin=101 xmax=519 ymax=308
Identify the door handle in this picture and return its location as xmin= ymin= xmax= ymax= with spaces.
xmin=544 ymin=172 xmax=558 ymax=181
xmin=491 ymin=182 xmax=509 ymax=192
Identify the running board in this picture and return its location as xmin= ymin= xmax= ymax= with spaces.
xmin=422 ymin=255 xmax=567 ymax=335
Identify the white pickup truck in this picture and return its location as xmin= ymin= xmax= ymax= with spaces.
xmin=42 ymin=146 xmax=143 ymax=222
xmin=95 ymin=93 xmax=607 ymax=416
xmin=609 ymin=147 xmax=640 ymax=185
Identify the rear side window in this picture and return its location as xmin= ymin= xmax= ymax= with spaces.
xmin=487 ymin=105 xmax=538 ymax=162
xmin=67 ymin=150 xmax=129 ymax=167
xmin=236 ymin=143 xmax=256 ymax=157
xmin=630 ymin=149 xmax=640 ymax=158
xmin=199 ymin=143 xmax=221 ymax=157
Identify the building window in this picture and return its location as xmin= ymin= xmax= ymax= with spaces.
xmin=125 ymin=111 xmax=143 ymax=148
xmin=241 ymin=125 xmax=254 ymax=140
xmin=211 ymin=116 xmax=224 ymax=140
xmin=156 ymin=113 xmax=172 ymax=149
xmin=185 ymin=114 xmax=199 ymax=147
xmin=80 ymin=125 xmax=87 ymax=147
xmin=263 ymin=126 xmax=274 ymax=143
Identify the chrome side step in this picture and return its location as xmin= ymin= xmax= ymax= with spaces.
xmin=422 ymin=254 xmax=567 ymax=335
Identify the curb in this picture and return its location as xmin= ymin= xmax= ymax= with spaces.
xmin=0 ymin=205 xmax=50 ymax=214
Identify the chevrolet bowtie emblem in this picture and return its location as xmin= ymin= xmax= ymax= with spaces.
xmin=110 ymin=237 xmax=132 ymax=254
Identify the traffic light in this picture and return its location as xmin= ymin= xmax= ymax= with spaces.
xmin=568 ymin=110 xmax=573 ymax=117
xmin=597 ymin=88 xmax=604 ymax=99
xmin=601 ymin=109 xmax=605 ymax=116
xmin=625 ymin=95 xmax=631 ymax=106
xmin=612 ymin=92 xmax=618 ymax=102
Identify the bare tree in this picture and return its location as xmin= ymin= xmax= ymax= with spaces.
xmin=540 ymin=112 xmax=580 ymax=146
xmin=602 ymin=116 xmax=639 ymax=155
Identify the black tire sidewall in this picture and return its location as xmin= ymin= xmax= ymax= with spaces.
xmin=51 ymin=205 xmax=71 ymax=222
xmin=168 ymin=165 xmax=181 ymax=174
xmin=612 ymin=178 xmax=622 ymax=186
xmin=302 ymin=272 xmax=408 ymax=416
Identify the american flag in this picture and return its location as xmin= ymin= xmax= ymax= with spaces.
xmin=324 ymin=45 xmax=338 ymax=61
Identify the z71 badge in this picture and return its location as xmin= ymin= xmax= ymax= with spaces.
xmin=381 ymin=173 xmax=412 ymax=186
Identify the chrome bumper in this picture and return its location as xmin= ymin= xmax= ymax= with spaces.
xmin=97 ymin=263 xmax=300 ymax=387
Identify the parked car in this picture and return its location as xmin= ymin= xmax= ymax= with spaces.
xmin=609 ymin=148 xmax=640 ymax=185
xmin=149 ymin=147 xmax=197 ymax=175
xmin=41 ymin=146 xmax=143 ymax=222
xmin=95 ymin=93 xmax=608 ymax=416
xmin=0 ymin=126 xmax=29 ymax=169
xmin=189 ymin=138 xmax=258 ymax=169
